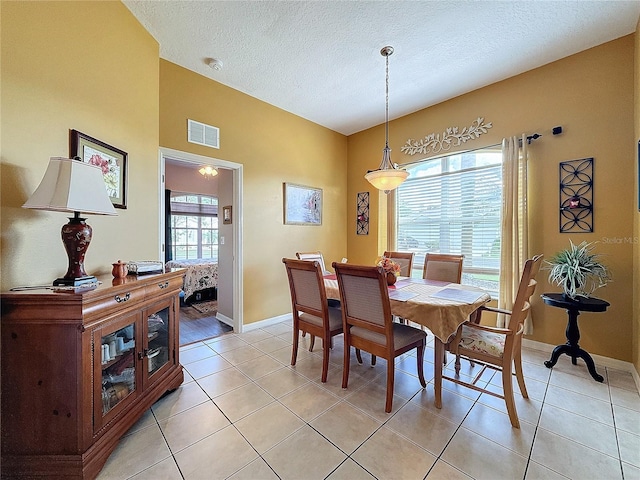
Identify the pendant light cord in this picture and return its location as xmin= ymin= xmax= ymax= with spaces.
xmin=385 ymin=51 xmax=389 ymax=149
xmin=364 ymin=45 xmax=408 ymax=193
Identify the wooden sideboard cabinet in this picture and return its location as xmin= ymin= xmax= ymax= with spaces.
xmin=1 ymin=270 xmax=185 ymax=479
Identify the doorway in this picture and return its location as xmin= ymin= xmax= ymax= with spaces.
xmin=159 ymin=147 xmax=244 ymax=336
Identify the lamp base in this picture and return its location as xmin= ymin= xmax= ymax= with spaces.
xmin=53 ymin=275 xmax=97 ymax=287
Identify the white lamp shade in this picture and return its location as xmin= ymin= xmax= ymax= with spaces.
xmin=22 ymin=157 xmax=117 ymax=216
xmin=365 ymin=168 xmax=409 ymax=191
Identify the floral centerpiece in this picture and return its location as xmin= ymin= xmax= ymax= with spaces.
xmin=376 ymin=256 xmax=401 ymax=285
xmin=545 ymin=240 xmax=611 ymax=300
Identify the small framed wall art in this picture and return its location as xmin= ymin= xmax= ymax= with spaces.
xmin=70 ymin=129 xmax=128 ymax=209
xmin=223 ymin=205 xmax=232 ymax=224
xmin=283 ymin=182 xmax=322 ymax=225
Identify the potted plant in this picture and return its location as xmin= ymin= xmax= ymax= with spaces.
xmin=376 ymin=256 xmax=401 ymax=285
xmin=546 ymin=240 xmax=611 ymax=300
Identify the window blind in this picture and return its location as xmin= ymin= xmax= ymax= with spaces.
xmin=396 ymin=149 xmax=502 ymax=293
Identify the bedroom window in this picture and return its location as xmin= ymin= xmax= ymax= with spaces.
xmin=170 ymin=193 xmax=218 ymax=261
xmin=395 ymin=147 xmax=502 ymax=294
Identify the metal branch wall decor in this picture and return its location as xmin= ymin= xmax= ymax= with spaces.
xmin=400 ymin=117 xmax=493 ymax=156
xmin=559 ymin=157 xmax=593 ymax=233
xmin=356 ymin=192 xmax=369 ymax=235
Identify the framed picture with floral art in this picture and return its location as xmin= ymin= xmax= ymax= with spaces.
xmin=70 ymin=130 xmax=128 ymax=209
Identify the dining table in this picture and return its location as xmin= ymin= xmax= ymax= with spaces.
xmin=323 ymin=275 xmax=491 ymax=409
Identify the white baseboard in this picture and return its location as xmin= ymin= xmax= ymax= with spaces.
xmin=216 ymin=313 xmax=234 ymax=328
xmin=242 ymin=313 xmax=292 ymax=332
xmin=523 ymin=338 xmax=640 ymax=392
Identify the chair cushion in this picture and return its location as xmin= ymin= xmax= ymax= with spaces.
xmin=350 ymin=323 xmax=426 ymax=350
xmin=458 ymin=325 xmax=505 ymax=358
xmin=393 ymin=323 xmax=428 ymax=349
xmin=300 ymin=305 xmax=342 ymax=331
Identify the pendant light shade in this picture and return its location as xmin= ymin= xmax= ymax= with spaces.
xmin=364 ymin=46 xmax=408 ymax=193
xmin=364 ymin=147 xmax=409 ymax=191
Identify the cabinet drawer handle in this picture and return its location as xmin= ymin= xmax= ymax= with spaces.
xmin=158 ymin=282 xmax=169 ymax=289
xmin=115 ymin=293 xmax=131 ymax=303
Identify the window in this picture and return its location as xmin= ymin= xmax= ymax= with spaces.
xmin=170 ymin=193 xmax=218 ymax=261
xmin=396 ymin=148 xmax=502 ymax=294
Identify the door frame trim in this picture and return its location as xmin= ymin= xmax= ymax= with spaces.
xmin=158 ymin=147 xmax=244 ymax=333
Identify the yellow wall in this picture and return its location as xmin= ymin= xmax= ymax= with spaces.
xmin=159 ymin=61 xmax=348 ymax=325
xmin=1 ymin=1 xmax=637 ymax=364
xmin=349 ymin=36 xmax=637 ymax=362
xmin=633 ymin=19 xmax=640 ymax=374
xmin=1 ymin=1 xmax=160 ymax=289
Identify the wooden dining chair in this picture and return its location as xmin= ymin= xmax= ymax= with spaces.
xmin=383 ymin=251 xmax=414 ymax=277
xmin=423 ymin=253 xmax=465 ymax=340
xmin=282 ymin=258 xmax=343 ymax=382
xmin=295 ymin=251 xmax=330 ymax=275
xmin=423 ymin=253 xmax=464 ymax=283
xmin=332 ymin=262 xmax=427 ymax=413
xmin=445 ymin=254 xmax=543 ymax=428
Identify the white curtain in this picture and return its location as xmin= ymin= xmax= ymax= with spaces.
xmin=498 ymin=135 xmax=532 ymax=333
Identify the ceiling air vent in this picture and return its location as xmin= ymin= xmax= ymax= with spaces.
xmin=187 ymin=119 xmax=219 ymax=149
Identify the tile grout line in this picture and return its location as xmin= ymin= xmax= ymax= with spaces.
xmin=521 ymin=367 xmax=553 ymax=480
xmin=121 ymin=326 xmax=639 ymax=479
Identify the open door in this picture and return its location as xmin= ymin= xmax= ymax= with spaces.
xmin=159 ymin=147 xmax=244 ymax=333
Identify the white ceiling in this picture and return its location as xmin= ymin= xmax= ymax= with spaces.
xmin=123 ymin=0 xmax=640 ymax=136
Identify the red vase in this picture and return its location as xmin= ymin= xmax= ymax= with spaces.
xmin=386 ymin=272 xmax=397 ymax=285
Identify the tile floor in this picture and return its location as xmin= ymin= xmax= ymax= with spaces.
xmin=98 ymin=320 xmax=640 ymax=480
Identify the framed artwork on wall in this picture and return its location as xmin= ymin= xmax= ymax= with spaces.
xmin=70 ymin=129 xmax=127 ymax=209
xmin=283 ymin=182 xmax=322 ymax=225
xmin=223 ymin=205 xmax=232 ymax=224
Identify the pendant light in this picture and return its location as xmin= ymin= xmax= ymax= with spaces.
xmin=364 ymin=46 xmax=408 ymax=193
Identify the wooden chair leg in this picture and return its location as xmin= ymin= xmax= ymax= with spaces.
xmin=309 ymin=334 xmax=315 ymax=352
xmin=355 ymin=348 xmax=363 ymax=364
xmin=321 ymin=337 xmax=330 ymax=383
xmin=291 ymin=328 xmax=299 ymax=366
xmin=342 ymin=341 xmax=351 ymax=388
xmin=416 ymin=344 xmax=426 ymax=388
xmin=385 ymin=361 xmax=395 ymax=413
xmin=513 ymin=350 xmax=529 ymax=398
xmin=502 ymin=365 xmax=520 ymax=428
xmin=371 ymin=354 xmax=377 ymax=366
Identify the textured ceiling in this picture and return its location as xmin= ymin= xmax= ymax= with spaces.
xmin=123 ymin=0 xmax=640 ymax=136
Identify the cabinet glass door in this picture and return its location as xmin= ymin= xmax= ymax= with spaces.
xmin=146 ymin=299 xmax=173 ymax=381
xmin=98 ymin=317 xmax=137 ymax=419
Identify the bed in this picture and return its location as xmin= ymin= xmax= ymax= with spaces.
xmin=164 ymin=259 xmax=218 ymax=299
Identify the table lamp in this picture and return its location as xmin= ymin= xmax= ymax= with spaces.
xmin=22 ymin=157 xmax=117 ymax=286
